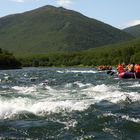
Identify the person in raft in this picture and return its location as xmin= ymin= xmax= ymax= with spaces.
xmin=134 ymin=64 xmax=140 ymax=73
xmin=117 ymin=62 xmax=126 ymax=74
xmin=127 ymin=63 xmax=135 ymax=72
xmin=117 ymin=62 xmax=140 ymax=78
xmin=117 ymin=63 xmax=140 ymax=74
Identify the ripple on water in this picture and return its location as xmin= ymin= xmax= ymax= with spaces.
xmin=0 ymin=68 xmax=139 ymax=139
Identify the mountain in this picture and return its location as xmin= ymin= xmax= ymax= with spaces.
xmin=124 ymin=24 xmax=140 ymax=38
xmin=0 ymin=5 xmax=134 ymax=55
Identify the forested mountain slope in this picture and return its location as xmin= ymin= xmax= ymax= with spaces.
xmin=0 ymin=5 xmax=134 ymax=55
xmin=124 ymin=24 xmax=140 ymax=38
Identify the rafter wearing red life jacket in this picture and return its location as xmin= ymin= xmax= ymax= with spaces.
xmin=117 ymin=64 xmax=125 ymax=73
xmin=135 ymin=64 xmax=140 ymax=73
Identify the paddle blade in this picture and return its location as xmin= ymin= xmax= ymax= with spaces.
xmin=110 ymin=71 xmax=115 ymax=76
xmin=107 ymin=70 xmax=112 ymax=74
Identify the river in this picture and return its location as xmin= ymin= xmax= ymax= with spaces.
xmin=0 ymin=67 xmax=140 ymax=139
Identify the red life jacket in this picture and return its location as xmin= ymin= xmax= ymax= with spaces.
xmin=117 ymin=64 xmax=124 ymax=73
xmin=135 ymin=64 xmax=140 ymax=73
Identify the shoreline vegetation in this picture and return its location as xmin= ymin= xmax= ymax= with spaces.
xmin=18 ymin=38 xmax=140 ymax=68
xmin=1 ymin=38 xmax=140 ymax=69
xmin=0 ymin=48 xmax=21 ymax=70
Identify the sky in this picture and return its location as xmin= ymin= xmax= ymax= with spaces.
xmin=0 ymin=0 xmax=140 ymax=29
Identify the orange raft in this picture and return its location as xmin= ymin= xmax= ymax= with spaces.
xmin=97 ymin=65 xmax=112 ymax=70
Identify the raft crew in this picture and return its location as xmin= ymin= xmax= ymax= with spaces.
xmin=134 ymin=64 xmax=140 ymax=73
xmin=117 ymin=63 xmax=125 ymax=73
xmin=117 ymin=63 xmax=140 ymax=78
xmin=117 ymin=63 xmax=140 ymax=73
xmin=127 ymin=63 xmax=135 ymax=72
xmin=97 ymin=65 xmax=112 ymax=70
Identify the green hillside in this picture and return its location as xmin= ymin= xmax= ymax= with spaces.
xmin=0 ymin=5 xmax=134 ymax=55
xmin=124 ymin=24 xmax=140 ymax=37
xmin=19 ymin=38 xmax=140 ymax=67
xmin=86 ymin=38 xmax=140 ymax=64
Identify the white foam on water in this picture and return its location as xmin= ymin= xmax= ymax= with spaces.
xmin=30 ymin=100 xmax=88 ymax=115
xmin=102 ymin=127 xmax=118 ymax=138
xmin=64 ymin=119 xmax=78 ymax=130
xmin=78 ymin=135 xmax=95 ymax=140
xmin=83 ymin=84 xmax=140 ymax=104
xmin=57 ymin=70 xmax=98 ymax=74
xmin=0 ymin=84 xmax=88 ymax=119
xmin=56 ymin=70 xmax=64 ymax=73
xmin=64 ymin=81 xmax=91 ymax=89
xmin=0 ymin=98 xmax=32 ymax=119
xmin=88 ymin=84 xmax=113 ymax=92
xmin=121 ymin=115 xmax=140 ymax=123
xmin=103 ymin=113 xmax=140 ymax=123
xmin=0 ymin=99 xmax=88 ymax=119
xmin=74 ymin=81 xmax=92 ymax=88
xmin=64 ymin=83 xmax=74 ymax=88
xmin=12 ymin=86 xmax=37 ymax=94
xmin=0 ymin=83 xmax=140 ymax=119
xmin=128 ymin=82 xmax=140 ymax=87
xmin=38 ymin=84 xmax=55 ymax=92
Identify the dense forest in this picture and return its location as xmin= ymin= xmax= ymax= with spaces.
xmin=0 ymin=48 xmax=21 ymax=69
xmin=18 ymin=38 xmax=140 ymax=67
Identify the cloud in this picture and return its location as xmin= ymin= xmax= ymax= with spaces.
xmin=10 ymin=0 xmax=40 ymax=3
xmin=11 ymin=0 xmax=25 ymax=2
xmin=119 ymin=19 xmax=140 ymax=29
xmin=10 ymin=0 xmax=73 ymax=6
xmin=57 ymin=0 xmax=72 ymax=7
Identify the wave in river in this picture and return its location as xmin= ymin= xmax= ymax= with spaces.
xmin=0 ymin=82 xmax=140 ymax=120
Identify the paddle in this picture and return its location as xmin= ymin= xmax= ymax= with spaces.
xmin=107 ymin=70 xmax=115 ymax=76
xmin=134 ymin=72 xmax=137 ymax=79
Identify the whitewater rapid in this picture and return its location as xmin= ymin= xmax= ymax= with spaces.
xmin=0 ymin=68 xmax=140 ymax=122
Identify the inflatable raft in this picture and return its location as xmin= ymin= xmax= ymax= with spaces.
xmin=97 ymin=66 xmax=112 ymax=71
xmin=118 ymin=72 xmax=140 ymax=79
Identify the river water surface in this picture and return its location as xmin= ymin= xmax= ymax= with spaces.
xmin=0 ymin=68 xmax=140 ymax=139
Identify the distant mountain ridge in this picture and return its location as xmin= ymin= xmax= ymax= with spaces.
xmin=123 ymin=24 xmax=140 ymax=38
xmin=0 ymin=5 xmax=134 ymax=55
